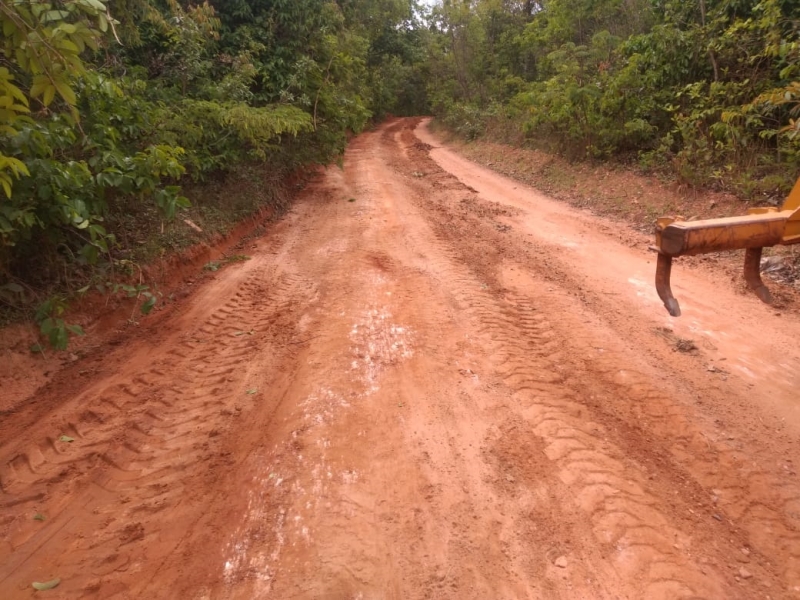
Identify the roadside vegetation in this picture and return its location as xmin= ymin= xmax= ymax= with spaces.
xmin=2 ymin=0 xmax=799 ymax=348
xmin=0 ymin=0 xmax=428 ymax=345
xmin=426 ymin=0 xmax=800 ymax=201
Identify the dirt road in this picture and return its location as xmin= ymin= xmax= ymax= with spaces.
xmin=2 ymin=118 xmax=800 ymax=599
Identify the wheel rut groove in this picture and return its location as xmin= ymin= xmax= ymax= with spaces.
xmin=0 ymin=250 xmax=317 ymax=596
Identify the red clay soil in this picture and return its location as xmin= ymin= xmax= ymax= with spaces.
xmin=0 ymin=196 xmax=295 ymax=413
xmin=1 ymin=118 xmax=800 ymax=599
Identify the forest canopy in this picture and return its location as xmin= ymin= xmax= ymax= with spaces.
xmin=425 ymin=0 xmax=800 ymax=197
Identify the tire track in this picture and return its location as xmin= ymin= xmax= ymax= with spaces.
xmin=0 ymin=253 xmax=317 ymax=596
xmin=375 ymin=120 xmax=739 ymax=597
xmin=441 ymin=251 xmax=723 ymax=597
xmin=214 ymin=223 xmax=425 ymax=598
xmin=576 ymin=351 xmax=800 ymax=589
xmin=395 ymin=118 xmax=800 ymax=596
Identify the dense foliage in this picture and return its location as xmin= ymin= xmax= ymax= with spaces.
xmin=0 ymin=0 xmax=427 ymax=343
xmin=3 ymin=0 xmax=798 ymax=346
xmin=425 ymin=0 xmax=800 ymax=198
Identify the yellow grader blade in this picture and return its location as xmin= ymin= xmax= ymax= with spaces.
xmin=654 ymin=178 xmax=800 ymax=316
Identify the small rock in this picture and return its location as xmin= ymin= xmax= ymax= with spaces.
xmin=736 ymin=550 xmax=750 ymax=563
xmin=505 ymin=475 xmax=515 ymax=483
xmin=740 ymin=547 xmax=750 ymax=557
xmin=554 ymin=556 xmax=568 ymax=569
xmin=738 ymin=567 xmax=752 ymax=580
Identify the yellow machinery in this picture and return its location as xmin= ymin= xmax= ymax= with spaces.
xmin=654 ymin=178 xmax=800 ymax=316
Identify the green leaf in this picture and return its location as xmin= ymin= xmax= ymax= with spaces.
xmin=246 ymin=388 xmax=257 ymax=395
xmin=56 ymin=33 xmax=79 ymax=48
xmin=80 ymin=243 xmax=99 ymax=264
xmin=81 ymin=0 xmax=107 ymax=12
xmin=53 ymin=79 xmax=77 ymax=106
xmin=40 ymin=317 xmax=56 ymax=336
xmin=59 ymin=435 xmax=75 ymax=443
xmin=29 ymin=75 xmax=50 ymax=98
xmin=66 ymin=324 xmax=85 ymax=336
xmin=42 ymin=84 xmax=56 ymax=107
xmin=33 ymin=513 xmax=46 ymax=521
xmin=32 ymin=579 xmax=61 ymax=591
xmin=140 ymin=295 xmax=157 ymax=315
xmin=43 ymin=10 xmax=70 ymax=23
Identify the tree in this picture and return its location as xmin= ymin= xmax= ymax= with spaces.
xmin=0 ymin=0 xmax=108 ymax=196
